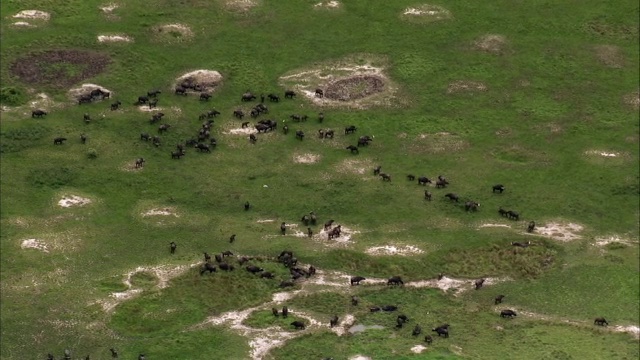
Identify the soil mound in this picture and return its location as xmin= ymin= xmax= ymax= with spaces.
xmin=174 ymin=70 xmax=223 ymax=94
xmin=67 ymin=84 xmax=113 ymax=102
xmin=325 ymin=75 xmax=385 ymax=101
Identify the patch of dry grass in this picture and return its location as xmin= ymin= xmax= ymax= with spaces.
xmin=593 ymin=45 xmax=626 ymax=68
xmin=473 ymin=34 xmax=508 ymax=54
xmin=404 ymin=132 xmax=469 ymax=154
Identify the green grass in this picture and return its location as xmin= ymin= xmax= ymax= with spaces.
xmin=0 ymin=0 xmax=638 ymax=359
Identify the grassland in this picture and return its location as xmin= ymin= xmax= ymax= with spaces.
xmin=0 ymin=0 xmax=638 ymax=359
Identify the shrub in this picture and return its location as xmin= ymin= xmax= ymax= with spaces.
xmin=0 ymin=86 xmax=28 ymax=106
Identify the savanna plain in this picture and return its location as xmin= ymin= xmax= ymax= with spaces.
xmin=0 ymin=0 xmax=639 ymax=359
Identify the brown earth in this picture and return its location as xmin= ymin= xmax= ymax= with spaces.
xmin=324 ymin=75 xmax=385 ymax=101
xmin=9 ymin=50 xmax=111 ymax=89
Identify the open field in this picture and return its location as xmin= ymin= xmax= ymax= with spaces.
xmin=1 ymin=0 xmax=638 ymax=359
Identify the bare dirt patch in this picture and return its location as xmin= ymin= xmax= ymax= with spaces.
xmin=405 ymin=132 xmax=468 ymax=154
xmin=20 ymin=238 xmax=49 ymax=253
xmin=174 ymin=69 xmax=223 ymax=95
xmin=279 ymin=54 xmax=399 ymax=109
xmin=528 ymin=222 xmax=583 ymax=242
xmin=593 ymin=235 xmax=639 ymax=247
xmin=225 ymin=127 xmax=258 ymax=135
xmin=349 ymin=355 xmax=372 ymax=360
xmin=10 ymin=50 xmax=111 ymax=89
xmin=473 ymin=34 xmax=508 ymax=54
xmin=334 ymin=158 xmax=376 ymax=177
xmin=411 ymin=345 xmax=427 ymax=353
xmin=152 ymin=23 xmax=194 ymax=43
xmin=97 ymin=34 xmax=133 ymax=43
xmin=293 ymin=153 xmax=321 ymax=164
xmin=584 ymin=150 xmax=621 ymax=158
xmin=593 ymin=45 xmax=626 ymax=68
xmin=220 ymin=0 xmax=260 ymax=12
xmin=365 ymin=245 xmax=424 ymax=256
xmin=141 ymin=208 xmax=179 ymax=217
xmin=12 ymin=21 xmax=35 ymax=28
xmin=13 ymin=10 xmax=50 ymax=21
xmin=58 ymin=195 xmax=92 ymax=208
xmin=400 ymin=4 xmax=452 ymax=23
xmin=623 ymin=91 xmax=639 ymax=110
xmin=99 ymin=3 xmax=120 ymax=20
xmin=447 ymin=80 xmax=488 ymax=94
xmin=67 ymin=83 xmax=113 ymax=103
xmin=478 ymin=223 xmax=511 ymax=229
xmin=314 ymin=1 xmax=341 ymax=9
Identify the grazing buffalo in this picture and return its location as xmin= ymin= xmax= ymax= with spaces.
xmin=424 ymin=191 xmax=432 ymax=201
xmin=295 ymin=130 xmax=305 ymax=140
xmin=315 ymin=88 xmax=324 ymax=97
xmin=261 ymin=272 xmax=275 ymax=279
xmin=152 ymin=136 xmax=161 ymax=147
xmin=330 ymin=315 xmax=339 ymax=327
xmin=370 ymin=306 xmax=381 ymax=312
xmin=83 ymin=113 xmax=91 ymax=122
xmin=382 ymin=305 xmax=398 ymax=312
xmin=148 ymin=99 xmax=158 ymax=108
xmin=241 ymin=121 xmax=250 ymax=128
xmin=222 ymin=250 xmax=234 ymax=257
xmin=135 ymin=158 xmax=145 ymax=168
xmin=229 ymin=234 xmax=236 ymax=243
xmin=158 ymin=124 xmax=171 ymax=133
xmin=407 ymin=174 xmax=416 ymax=181
xmin=506 ymin=210 xmax=520 ymax=221
xmin=171 ymin=151 xmax=184 ymax=159
xmin=233 ymin=110 xmax=245 ymax=119
xmin=387 ymin=276 xmax=404 ymax=286
xmin=203 ymin=252 xmax=211 ymax=262
xmin=350 ymin=276 xmax=366 ymax=285
xmin=495 ymin=295 xmax=505 ymax=305
xmin=435 ymin=179 xmax=448 ymax=188
xmin=438 ymin=272 xmax=445 ymax=280
xmin=412 ymin=324 xmax=422 ymax=336
xmin=396 ymin=318 xmax=405 ymax=329
xmin=280 ymin=222 xmax=287 ymax=235
xmin=249 ymin=134 xmax=257 ymax=144
xmin=280 ymin=280 xmax=294 ymax=288
xmin=195 ymin=143 xmax=211 ymax=152
xmin=465 ymin=201 xmax=480 ymax=212
xmin=110 ymin=348 xmax=118 ymax=358
xmin=267 ymin=93 xmax=280 ymax=102
xmin=323 ymin=129 xmax=335 ymax=139
xmin=318 ymin=112 xmax=324 ymax=122
xmin=432 ymin=325 xmax=449 ymax=337
xmin=80 ymin=133 xmax=87 ymax=144
xmin=32 ymin=109 xmax=47 ymax=118
xmin=137 ymin=96 xmax=149 ymax=105
xmin=79 ymin=95 xmax=93 ymax=104
xmin=307 ymin=227 xmax=313 ymax=238
xmin=111 ymin=101 xmax=122 ymax=110
xmin=424 ymin=335 xmax=433 ymax=344
xmin=527 ymin=221 xmax=536 ymax=233
xmin=54 ymin=137 xmax=67 ymax=145
xmin=282 ymin=306 xmax=289 ymax=318
xmin=594 ymin=317 xmax=609 ymax=326
xmin=244 ymin=201 xmax=251 ymax=211
xmin=214 ymin=254 xmax=223 ymax=263
xmin=475 ymin=278 xmax=485 ymax=290
xmin=357 ymin=136 xmax=373 ymax=146
xmin=500 ymin=310 xmax=517 ymax=318
xmin=175 ymin=87 xmax=187 ymax=95
xmin=380 ymin=173 xmax=391 ymax=181
xmin=284 ymin=90 xmax=296 ymax=99
xmin=498 ymin=207 xmax=508 ymax=217
xmin=200 ymin=262 xmax=217 ymax=275
xmin=169 ymin=241 xmax=177 ymax=254
xmin=345 ymin=125 xmax=357 ymax=134
xmin=351 ymin=296 xmax=359 ymax=306
xmin=398 ymin=314 xmax=409 ymax=323
xmin=346 ymin=145 xmax=359 ymax=153
xmin=373 ymin=166 xmax=382 ymax=175
xmin=324 ymin=220 xmax=335 ymax=230
xmin=246 ymin=265 xmax=264 ymax=274
xmin=272 ymin=308 xmax=279 ymax=317
xmin=219 ymin=263 xmax=235 ymax=271
xmin=444 ymin=193 xmax=459 ymax=202
xmin=150 ymin=112 xmax=165 ymax=124
xmin=418 ymin=176 xmax=432 ymax=185
xmin=241 ymin=92 xmax=256 ymax=102
xmin=147 ymin=89 xmax=162 ymax=97
xmin=511 ymin=241 xmax=530 ymax=248
xmin=301 ymin=215 xmax=310 ymax=225
xmin=200 ymin=93 xmax=211 ymax=101
xmin=291 ymin=321 xmax=305 ymax=330
xmin=493 ymin=184 xmax=505 ymax=193
xmin=308 ymin=265 xmax=316 ymax=277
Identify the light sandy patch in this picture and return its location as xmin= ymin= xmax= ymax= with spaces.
xmin=12 ymin=21 xmax=35 ymax=27
xmin=623 ymin=91 xmax=639 ymax=110
xmin=137 ymin=105 xmax=164 ymax=112
xmin=13 ymin=10 xmax=50 ymax=21
xmin=529 ymin=222 xmax=583 ymax=242
xmin=474 ymin=34 xmax=508 ymax=54
xmin=58 ymin=195 xmax=92 ymax=208
xmin=407 ymin=276 xmax=510 ymax=296
xmin=67 ymin=84 xmax=113 ymax=103
xmin=401 ymin=4 xmax=452 ymax=22
xmin=447 ymin=80 xmax=488 ymax=94
xmin=335 ymin=158 xmax=376 ymax=177
xmin=141 ymin=208 xmax=179 ymax=217
xmin=411 ymin=345 xmax=427 ymax=353
xmin=450 ymin=345 xmax=464 ymax=356
xmin=593 ymin=45 xmax=626 ymax=68
xmin=408 ymin=132 xmax=468 ymax=154
xmin=257 ymin=219 xmax=275 ymax=223
xmin=225 ymin=127 xmax=258 ymax=135
xmin=478 ymin=223 xmax=511 ymax=229
xmin=100 ymin=3 xmax=118 ymax=12
xmin=594 ymin=235 xmax=638 ymax=247
xmin=20 ymin=239 xmax=49 ymax=253
xmin=314 ymin=1 xmax=341 ymax=9
xmin=312 ymin=225 xmax=361 ymax=247
xmin=220 ymin=0 xmax=260 ymax=12
xmin=293 ymin=153 xmax=321 ymax=164
xmin=153 ymin=23 xmax=194 ymax=42
xmin=174 ymin=69 xmax=223 ymax=94
xmin=584 ymin=150 xmax=620 ymax=157
xmin=120 ymin=160 xmax=144 ymax=172
xmin=330 ymin=314 xmax=356 ymax=336
xmin=97 ymin=34 xmax=132 ymax=43
xmin=279 ymin=54 xmax=399 ymax=109
xmin=349 ymin=356 xmax=372 ymax=360
xmin=365 ymin=245 xmax=424 ymax=256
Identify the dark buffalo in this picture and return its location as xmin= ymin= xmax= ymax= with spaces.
xmin=345 ymin=125 xmax=357 ymax=134
xmin=111 ymin=101 xmax=122 ymax=110
xmin=418 ymin=176 xmax=432 ymax=185
xmin=169 ymin=241 xmax=177 ymax=254
xmin=175 ymin=87 xmax=187 ymax=95
xmin=135 ymin=158 xmax=145 ymax=168
xmin=200 ymin=262 xmax=217 ymax=275
xmin=79 ymin=95 xmax=93 ymax=104
xmin=495 ymin=295 xmax=505 ymax=305
xmin=267 ymin=93 xmax=279 ymax=102
xmin=424 ymin=335 xmax=433 ymax=344
xmin=284 ymin=90 xmax=296 ymax=99
xmin=373 ymin=166 xmax=382 ymax=175
xmin=171 ymin=151 xmax=184 ymax=159
xmin=80 ymin=133 xmax=87 ymax=144
xmin=432 ymin=326 xmax=449 ymax=338
xmin=53 ymin=137 xmax=67 ymax=145
xmin=511 ymin=241 xmax=530 ymax=248
xmin=282 ymin=306 xmax=289 ymax=318
xmin=492 ymin=184 xmax=505 ymax=193
xmin=380 ymin=173 xmax=391 ymax=181
xmin=330 ymin=315 xmax=338 ymax=327
xmin=32 ymin=109 xmax=47 ymax=118
xmin=280 ymin=280 xmax=295 ymax=288
xmin=137 ymin=96 xmax=149 ymax=105
xmin=272 ymin=308 xmax=279 ymax=317
xmin=260 ymin=272 xmax=275 ymax=279
xmin=506 ymin=210 xmax=520 ymax=221
xmin=527 ymin=221 xmax=536 ymax=233
xmin=424 ymin=191 xmax=432 ymax=201
xmin=246 ymin=265 xmax=264 ymax=274
xmin=295 ymin=130 xmax=304 ymax=140
xmin=147 ymin=89 xmax=162 ymax=97
xmin=412 ymin=324 xmax=422 ymax=336
xmin=475 ymin=278 xmax=485 ymax=290
xmin=241 ymin=92 xmax=256 ymax=102
xmin=382 ymin=305 xmax=398 ymax=312
xmin=315 ymin=88 xmax=324 ymax=97
xmin=594 ymin=317 xmax=609 ymax=326
xmin=200 ymin=93 xmax=212 ymax=101
xmin=291 ymin=321 xmax=305 ymax=330
xmin=500 ymin=310 xmax=517 ymax=318
xmin=387 ymin=276 xmax=404 ymax=286
xmin=351 ymin=296 xmax=359 ymax=306
xmin=346 ymin=145 xmax=359 ymax=153
xmin=444 ymin=193 xmax=459 ymax=202
xmin=350 ymin=276 xmax=366 ymax=285
xmin=219 ymin=263 xmax=235 ymax=271
xmin=370 ymin=306 xmax=381 ymax=312
xmin=465 ymin=201 xmax=480 ymax=212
